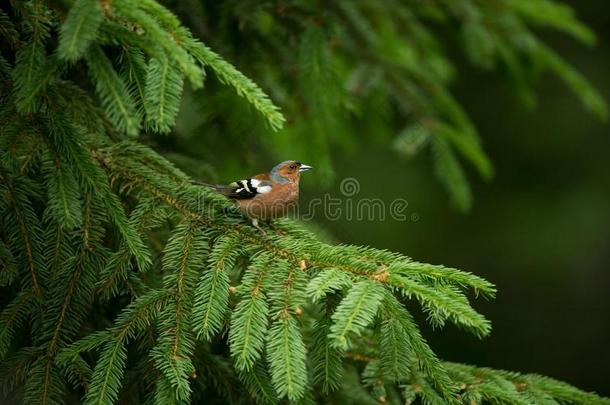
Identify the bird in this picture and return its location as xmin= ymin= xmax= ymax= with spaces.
xmin=200 ymin=160 xmax=312 ymax=233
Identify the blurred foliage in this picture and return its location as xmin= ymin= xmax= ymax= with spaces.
xmin=166 ymin=0 xmax=606 ymax=210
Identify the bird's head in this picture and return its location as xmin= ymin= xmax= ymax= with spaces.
xmin=271 ymin=160 xmax=313 ymax=183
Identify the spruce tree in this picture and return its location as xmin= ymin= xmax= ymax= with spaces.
xmin=0 ymin=1 xmax=607 ymax=404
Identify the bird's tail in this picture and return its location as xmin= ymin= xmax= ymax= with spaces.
xmin=192 ymin=180 xmax=237 ymax=197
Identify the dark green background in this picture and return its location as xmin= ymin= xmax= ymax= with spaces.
xmin=298 ymin=0 xmax=610 ymax=395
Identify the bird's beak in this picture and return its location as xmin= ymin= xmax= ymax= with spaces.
xmin=299 ymin=164 xmax=313 ymax=173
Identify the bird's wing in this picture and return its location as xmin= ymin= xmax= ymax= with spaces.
xmin=252 ymin=173 xmax=271 ymax=181
xmin=201 ymin=173 xmax=273 ymax=200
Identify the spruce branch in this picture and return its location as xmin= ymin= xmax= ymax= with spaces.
xmin=229 ymin=291 xmax=270 ymax=372
xmin=2 ymin=177 xmax=46 ymax=299
xmin=0 ymin=348 xmax=40 ymax=395
xmin=0 ymin=291 xmax=36 ymax=359
xmin=509 ymin=0 xmax=596 ymax=45
xmin=237 ymin=363 xmax=278 ymax=405
xmin=11 ymin=6 xmax=54 ymax=113
xmin=310 ymin=316 xmax=344 ymax=394
xmin=266 ymin=317 xmax=307 ymax=401
xmin=443 ymin=362 xmax=610 ymax=405
xmin=144 ymin=57 xmax=184 ymax=134
xmin=0 ymin=242 xmax=17 ymax=287
xmin=42 ymin=150 xmax=83 ymax=230
xmin=307 ymin=268 xmax=352 ymax=302
xmin=151 ymin=221 xmax=206 ymax=402
xmin=92 ymin=142 xmax=496 ymax=403
xmin=1 ymin=1 xmax=608 ymax=403
xmin=192 ymin=234 xmax=237 ymax=341
xmin=111 ymin=1 xmax=203 ymax=88
xmin=329 ymin=280 xmax=385 ymax=350
xmin=83 ymin=339 xmax=128 ymax=405
xmin=57 ymin=0 xmax=105 ymax=62
xmin=85 ymin=46 xmax=141 ymax=137
xmin=42 ymin=114 xmax=150 ymax=270
xmin=181 ymin=35 xmax=286 ymax=131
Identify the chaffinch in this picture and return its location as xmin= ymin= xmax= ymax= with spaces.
xmin=204 ymin=160 xmax=312 ymax=233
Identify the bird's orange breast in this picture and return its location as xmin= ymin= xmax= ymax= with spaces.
xmin=236 ymin=182 xmax=299 ymax=220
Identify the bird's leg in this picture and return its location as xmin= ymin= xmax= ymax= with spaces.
xmin=251 ymin=218 xmax=266 ymax=235
xmin=266 ymin=220 xmax=284 ymax=235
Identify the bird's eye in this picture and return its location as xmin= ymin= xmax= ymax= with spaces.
xmin=290 ymin=164 xmax=296 ymax=169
